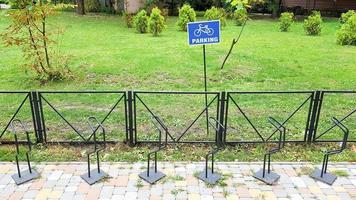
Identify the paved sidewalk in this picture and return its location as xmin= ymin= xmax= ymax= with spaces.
xmin=0 ymin=162 xmax=355 ymax=200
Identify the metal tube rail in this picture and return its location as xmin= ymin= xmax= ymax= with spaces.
xmin=80 ymin=116 xmax=108 ymax=185
xmin=197 ymin=117 xmax=226 ymax=184
xmin=139 ymin=115 xmax=168 ymax=184
xmin=310 ymin=117 xmax=349 ymax=185
xmin=253 ymin=117 xmax=286 ymax=185
xmin=10 ymin=119 xmax=39 ymax=185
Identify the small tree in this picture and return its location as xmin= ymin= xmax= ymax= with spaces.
xmin=148 ymin=7 xmax=166 ymax=36
xmin=234 ymin=6 xmax=248 ymax=26
xmin=279 ymin=12 xmax=294 ymax=32
xmin=1 ymin=0 xmax=71 ymax=81
xmin=204 ymin=6 xmax=227 ymax=27
xmin=133 ymin=10 xmax=148 ymax=33
xmin=304 ymin=11 xmax=322 ymax=36
xmin=177 ymin=4 xmax=196 ymax=31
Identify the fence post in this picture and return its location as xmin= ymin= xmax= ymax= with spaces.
xmin=312 ymin=91 xmax=324 ymax=142
xmin=218 ymin=91 xmax=226 ymax=145
xmin=307 ymin=91 xmax=322 ymax=143
xmin=127 ymin=91 xmax=135 ymax=146
xmin=30 ymin=91 xmax=44 ymax=143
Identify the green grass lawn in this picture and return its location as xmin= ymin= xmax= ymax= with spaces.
xmin=0 ymin=11 xmax=355 ymax=91
xmin=0 ymin=11 xmax=355 ymax=161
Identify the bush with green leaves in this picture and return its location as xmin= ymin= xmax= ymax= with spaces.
xmin=234 ymin=7 xmax=248 ymax=26
xmin=204 ymin=6 xmax=227 ymax=27
xmin=134 ymin=10 xmax=149 ymax=33
xmin=177 ymin=4 xmax=196 ymax=31
xmin=279 ymin=12 xmax=294 ymax=32
xmin=337 ymin=14 xmax=356 ymax=45
xmin=304 ymin=11 xmax=322 ymax=35
xmin=339 ymin=10 xmax=355 ymax=24
xmin=148 ymin=7 xmax=166 ymax=36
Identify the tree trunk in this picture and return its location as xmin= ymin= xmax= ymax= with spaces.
xmin=113 ymin=0 xmax=119 ymax=13
xmin=76 ymin=0 xmax=85 ymax=15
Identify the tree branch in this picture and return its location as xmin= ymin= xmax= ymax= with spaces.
xmin=220 ymin=20 xmax=247 ymax=70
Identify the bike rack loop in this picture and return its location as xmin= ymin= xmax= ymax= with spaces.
xmin=310 ymin=117 xmax=349 ymax=185
xmin=197 ymin=117 xmax=225 ymax=184
xmin=80 ymin=116 xmax=108 ymax=185
xmin=10 ymin=119 xmax=40 ymax=185
xmin=138 ymin=115 xmax=168 ymax=184
xmin=253 ymin=117 xmax=286 ymax=185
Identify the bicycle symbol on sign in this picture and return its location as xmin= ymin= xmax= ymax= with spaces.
xmin=193 ymin=24 xmax=214 ymax=37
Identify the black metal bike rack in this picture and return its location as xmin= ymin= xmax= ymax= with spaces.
xmin=253 ymin=117 xmax=286 ymax=185
xmin=80 ymin=116 xmax=108 ymax=185
xmin=310 ymin=117 xmax=349 ymax=185
xmin=197 ymin=117 xmax=225 ymax=184
xmin=139 ymin=115 xmax=168 ymax=184
xmin=10 ymin=119 xmax=39 ymax=185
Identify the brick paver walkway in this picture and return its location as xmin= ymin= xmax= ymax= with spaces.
xmin=0 ymin=162 xmax=355 ymax=200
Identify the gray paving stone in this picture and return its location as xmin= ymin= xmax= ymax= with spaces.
xmin=113 ymin=187 xmax=126 ymax=195
xmin=0 ymin=162 xmax=355 ymax=200
xmin=23 ymin=190 xmax=39 ymax=198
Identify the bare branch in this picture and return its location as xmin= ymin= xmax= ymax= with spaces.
xmin=220 ymin=20 xmax=247 ymax=70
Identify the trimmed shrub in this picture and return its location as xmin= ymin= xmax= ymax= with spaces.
xmin=177 ymin=4 xmax=196 ymax=31
xmin=234 ymin=7 xmax=248 ymax=26
xmin=304 ymin=11 xmax=322 ymax=35
xmin=339 ymin=10 xmax=355 ymax=24
xmin=148 ymin=7 xmax=166 ymax=36
xmin=204 ymin=6 xmax=227 ymax=27
xmin=123 ymin=12 xmax=134 ymax=28
xmin=84 ymin=0 xmax=100 ymax=12
xmin=279 ymin=12 xmax=294 ymax=32
xmin=337 ymin=14 xmax=356 ymax=45
xmin=134 ymin=10 xmax=149 ymax=33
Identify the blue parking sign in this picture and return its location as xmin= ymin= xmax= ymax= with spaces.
xmin=187 ymin=20 xmax=220 ymax=46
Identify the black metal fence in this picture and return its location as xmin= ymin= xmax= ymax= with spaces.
xmin=130 ymin=91 xmax=221 ymax=145
xmin=312 ymin=91 xmax=355 ymax=142
xmin=0 ymin=90 xmax=354 ymax=145
xmin=224 ymin=91 xmax=315 ymax=144
xmin=37 ymin=91 xmax=127 ymax=143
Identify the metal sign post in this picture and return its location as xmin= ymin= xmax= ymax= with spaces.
xmin=203 ymin=45 xmax=208 ymax=134
xmin=187 ymin=20 xmax=221 ymax=135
